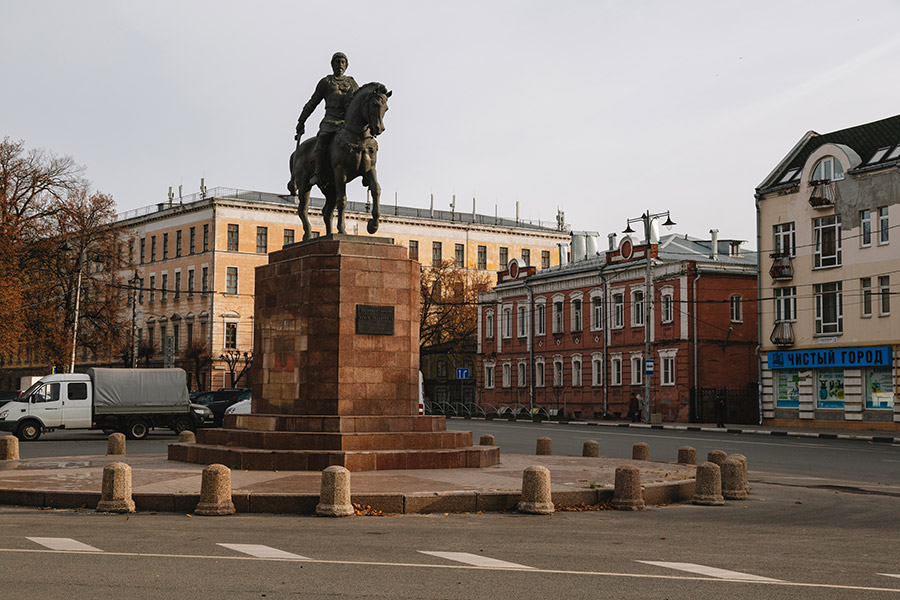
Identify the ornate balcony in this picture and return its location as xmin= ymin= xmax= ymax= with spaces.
xmin=808 ymin=180 xmax=837 ymax=208
xmin=770 ymin=321 xmax=794 ymax=347
xmin=769 ymin=252 xmax=793 ymax=281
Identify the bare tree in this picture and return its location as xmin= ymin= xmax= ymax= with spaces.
xmin=419 ymin=261 xmax=492 ymax=358
xmin=220 ymin=350 xmax=252 ymax=388
xmin=183 ymin=340 xmax=212 ymax=391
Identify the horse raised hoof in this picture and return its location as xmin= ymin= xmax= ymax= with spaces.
xmin=367 ymin=219 xmax=379 ymax=234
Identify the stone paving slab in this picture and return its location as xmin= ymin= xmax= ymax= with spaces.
xmin=0 ymin=453 xmax=696 ymax=514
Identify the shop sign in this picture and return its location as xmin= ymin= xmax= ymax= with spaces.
xmin=769 ymin=346 xmax=891 ymax=370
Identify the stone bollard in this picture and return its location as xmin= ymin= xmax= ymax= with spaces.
xmin=536 ymin=437 xmax=553 ymax=455
xmin=611 ymin=465 xmax=645 ymax=511
xmin=692 ymin=462 xmax=724 ymax=506
xmin=728 ymin=453 xmax=750 ymax=494
xmin=0 ymin=435 xmax=19 ymax=460
xmin=107 ymin=433 xmax=126 ymax=456
xmin=195 ymin=464 xmax=236 ymax=515
xmin=677 ymin=446 xmax=697 ymax=465
xmin=178 ymin=430 xmax=196 ymax=443
xmin=707 ymin=449 xmax=727 ymax=467
xmin=479 ymin=434 xmax=496 ymax=446
xmin=517 ymin=465 xmax=554 ymax=514
xmin=582 ymin=440 xmax=600 ymax=457
xmin=721 ymin=458 xmax=748 ymax=500
xmin=632 ymin=442 xmax=650 ymax=461
xmin=96 ymin=462 xmax=135 ymax=513
xmin=316 ymin=466 xmax=354 ymax=517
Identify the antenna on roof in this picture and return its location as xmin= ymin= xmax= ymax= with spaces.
xmin=472 ymin=197 xmax=476 ymax=223
xmin=168 ymin=186 xmax=174 ymax=205
xmin=178 ymin=184 xmax=183 ymax=205
xmin=200 ymin=178 xmax=207 ymax=198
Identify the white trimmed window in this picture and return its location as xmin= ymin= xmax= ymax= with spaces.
xmin=610 ymin=354 xmax=622 ymax=386
xmin=879 ymin=275 xmax=891 ymax=316
xmin=878 ymin=207 xmax=890 ymax=245
xmin=661 ymin=287 xmax=674 ymax=324
xmin=485 ymin=309 xmax=494 ymax=339
xmin=517 ymin=361 xmax=527 ymax=387
xmin=534 ymin=299 xmax=546 ymax=336
xmin=774 ymin=222 xmax=796 ymax=257
xmin=730 ymin=294 xmax=743 ymax=323
xmin=861 ymin=278 xmax=873 ymax=318
xmin=552 ymin=296 xmax=565 ymax=334
xmin=659 ymin=349 xmax=678 ymax=386
xmin=630 ymin=353 xmax=643 ymax=386
xmin=590 ymin=292 xmax=603 ymax=331
xmin=775 ymin=287 xmax=797 ymax=322
xmin=571 ymin=355 xmax=582 ymax=387
xmin=502 ymin=362 xmax=512 ymax=388
xmin=631 ymin=288 xmax=645 ymax=327
xmin=501 ymin=305 xmax=513 ymax=339
xmin=612 ymin=292 xmax=625 ymax=329
xmin=813 ymin=215 xmax=842 ymax=268
xmin=811 ymin=155 xmax=844 ymax=182
xmin=591 ymin=353 xmax=603 ymax=386
xmin=535 ymin=357 xmax=545 ymax=387
xmin=861 ymin=210 xmax=872 ymax=247
xmin=814 ymin=281 xmax=843 ymax=335
xmin=570 ymin=293 xmax=583 ymax=332
xmin=517 ymin=304 xmax=528 ymax=338
xmin=553 ymin=356 xmax=564 ymax=387
xmin=484 ymin=361 xmax=495 ymax=389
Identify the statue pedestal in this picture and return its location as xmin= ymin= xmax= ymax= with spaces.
xmin=169 ymin=235 xmax=498 ymax=471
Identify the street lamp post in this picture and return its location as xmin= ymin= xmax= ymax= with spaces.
xmin=66 ymin=244 xmax=88 ymax=374
xmin=129 ymin=270 xmax=140 ymax=368
xmin=623 ymin=210 xmax=675 ymax=424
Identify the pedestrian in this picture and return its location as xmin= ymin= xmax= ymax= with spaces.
xmin=714 ymin=392 xmax=726 ymax=428
xmin=629 ymin=392 xmax=640 ymax=422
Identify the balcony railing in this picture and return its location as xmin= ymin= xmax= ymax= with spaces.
xmin=770 ymin=321 xmax=794 ymax=347
xmin=769 ymin=252 xmax=794 ymax=280
xmin=808 ymin=180 xmax=837 ymax=208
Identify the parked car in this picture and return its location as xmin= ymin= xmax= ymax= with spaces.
xmin=224 ymin=398 xmax=252 ymax=416
xmin=192 ymin=388 xmax=251 ymax=426
xmin=0 ymin=390 xmax=20 ymax=402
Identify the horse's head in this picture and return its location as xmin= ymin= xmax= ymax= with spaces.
xmin=364 ymin=83 xmax=391 ymax=136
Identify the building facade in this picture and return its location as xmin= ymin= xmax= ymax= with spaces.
xmin=117 ymin=188 xmax=569 ymax=392
xmin=756 ymin=114 xmax=900 ymax=431
xmin=477 ymin=230 xmax=758 ymax=422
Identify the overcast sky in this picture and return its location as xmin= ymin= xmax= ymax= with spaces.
xmin=4 ymin=1 xmax=900 ymax=247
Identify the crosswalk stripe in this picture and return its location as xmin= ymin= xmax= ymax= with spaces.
xmin=879 ymin=574 xmax=900 ymax=580
xmin=26 ymin=537 xmax=103 ymax=552
xmin=637 ymin=561 xmax=782 ymax=582
xmin=419 ymin=551 xmax=534 ymax=570
xmin=217 ymin=543 xmax=310 ymax=560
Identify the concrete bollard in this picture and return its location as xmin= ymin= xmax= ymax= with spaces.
xmin=721 ymin=458 xmax=748 ymax=500
xmin=611 ymin=464 xmax=645 ymax=511
xmin=728 ymin=453 xmax=750 ymax=494
xmin=632 ymin=442 xmax=650 ymax=461
xmin=692 ymin=462 xmax=724 ymax=506
xmin=536 ymin=437 xmax=553 ymax=455
xmin=195 ymin=464 xmax=236 ymax=515
xmin=107 ymin=433 xmax=126 ymax=455
xmin=707 ymin=449 xmax=727 ymax=467
xmin=582 ymin=440 xmax=600 ymax=457
xmin=517 ymin=465 xmax=554 ymax=514
xmin=0 ymin=435 xmax=19 ymax=460
xmin=178 ymin=430 xmax=196 ymax=443
xmin=479 ymin=434 xmax=496 ymax=446
xmin=677 ymin=446 xmax=697 ymax=465
xmin=96 ymin=462 xmax=135 ymax=513
xmin=316 ymin=466 xmax=354 ymax=517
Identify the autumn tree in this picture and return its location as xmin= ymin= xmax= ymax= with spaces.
xmin=419 ymin=261 xmax=492 ymax=359
xmin=183 ymin=340 xmax=212 ymax=391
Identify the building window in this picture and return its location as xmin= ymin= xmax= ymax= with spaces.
xmin=612 ymin=292 xmax=625 ymax=328
xmin=811 ymin=156 xmax=844 ymax=182
xmin=570 ymin=298 xmax=583 ymax=332
xmin=610 ymin=356 xmax=622 ymax=386
xmin=147 ymin=325 xmax=155 ymax=351
xmin=861 ymin=210 xmax=872 ymax=247
xmin=485 ymin=310 xmax=494 ymax=339
xmin=517 ymin=305 xmax=527 ymax=338
xmin=203 ymin=224 xmax=209 ymax=252
xmin=227 ymin=224 xmax=239 ymax=252
xmin=176 ymin=230 xmax=182 ymax=257
xmin=138 ymin=277 xmax=144 ymax=304
xmin=775 ymin=287 xmax=797 ymax=322
xmin=865 ymin=367 xmax=894 ymax=410
xmin=631 ymin=289 xmax=644 ymax=327
xmin=499 ymin=247 xmax=508 ymax=266
xmin=878 ymin=207 xmax=890 ymax=244
xmin=256 ymin=227 xmax=268 ymax=253
xmin=501 ymin=306 xmax=512 ymax=339
xmin=534 ymin=302 xmax=546 ymax=336
xmin=541 ymin=250 xmax=550 ymax=269
xmin=730 ymin=294 xmax=742 ymax=323
xmin=149 ymin=275 xmax=156 ymax=304
xmin=455 ymin=243 xmax=465 ymax=268
xmin=517 ymin=362 xmax=527 ymax=387
xmin=521 ymin=249 xmax=530 ymax=266
xmin=187 ymin=268 xmax=194 ymax=295
xmin=477 ymin=245 xmax=487 ymax=270
xmin=161 ymin=273 xmax=168 ymax=302
xmin=813 ymin=215 xmax=842 ymax=268
xmin=502 ymin=363 xmax=511 ymax=388
xmin=484 ymin=362 xmax=495 ymax=389
xmin=284 ymin=229 xmax=295 ymax=246
xmin=861 ymin=277 xmax=873 ymax=317
xmin=572 ymin=355 xmax=582 ymax=387
xmin=592 ymin=354 xmax=603 ymax=386
xmin=591 ymin=296 xmax=603 ymax=330
xmin=150 ymin=236 xmax=156 ymax=262
xmin=201 ymin=266 xmax=209 ymax=294
xmin=189 ymin=227 xmax=196 ymax=254
xmin=174 ymin=271 xmax=181 ymax=300
xmin=773 ymin=222 xmax=796 ymax=257
xmin=816 ymin=369 xmax=845 ymax=409
xmin=432 ymin=241 xmax=442 ymax=266
xmin=226 ymin=267 xmax=238 ymax=295
xmin=173 ymin=323 xmax=180 ymax=353
xmin=814 ymin=282 xmax=843 ymax=335
xmin=661 ymin=354 xmax=675 ymax=386
xmin=186 ymin=322 xmax=194 ymax=347
xmin=879 ymin=275 xmax=891 ymax=316
xmin=661 ymin=290 xmax=674 ymax=324
xmin=139 ymin=238 xmax=146 ymax=264
xmin=553 ymin=301 xmax=564 ymax=334
xmin=631 ymin=354 xmax=643 ymax=385
xmin=535 ymin=359 xmax=545 ymax=387
xmin=163 ymin=233 xmax=169 ymax=259
xmin=224 ymin=322 xmax=237 ymax=350
xmin=553 ymin=357 xmax=563 ymax=387
xmin=409 ymin=240 xmax=418 ymax=260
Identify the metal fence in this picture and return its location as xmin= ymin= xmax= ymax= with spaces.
xmin=690 ymin=384 xmax=759 ymax=425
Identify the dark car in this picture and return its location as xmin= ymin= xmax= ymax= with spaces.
xmin=0 ymin=390 xmax=20 ymax=402
xmin=192 ymin=388 xmax=251 ymax=426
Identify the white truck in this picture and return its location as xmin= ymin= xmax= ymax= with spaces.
xmin=0 ymin=368 xmax=211 ymax=441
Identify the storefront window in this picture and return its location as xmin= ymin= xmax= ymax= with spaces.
xmin=775 ymin=370 xmax=800 ymax=408
xmin=865 ymin=367 xmax=894 ymax=410
xmin=816 ymin=369 xmax=845 ymax=409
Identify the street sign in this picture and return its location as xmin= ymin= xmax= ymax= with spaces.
xmin=456 ymin=368 xmax=470 ymax=379
xmin=645 ymin=359 xmax=654 ymax=375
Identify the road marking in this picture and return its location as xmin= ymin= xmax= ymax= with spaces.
xmin=26 ymin=537 xmax=103 ymax=552
xmin=419 ymin=551 xmax=533 ymax=569
xmin=217 ymin=543 xmax=309 ymax=560
xmin=637 ymin=561 xmax=782 ymax=582
xmin=879 ymin=574 xmax=900 ymax=579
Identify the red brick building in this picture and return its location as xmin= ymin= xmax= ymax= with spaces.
xmin=477 ymin=230 xmax=758 ymax=422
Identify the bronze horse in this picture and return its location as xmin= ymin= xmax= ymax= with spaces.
xmin=288 ymin=82 xmax=391 ymax=240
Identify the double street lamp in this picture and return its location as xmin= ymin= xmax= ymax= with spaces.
xmin=622 ymin=211 xmax=675 ymax=424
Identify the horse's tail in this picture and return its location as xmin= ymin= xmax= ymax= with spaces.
xmin=287 ymin=149 xmax=297 ymax=194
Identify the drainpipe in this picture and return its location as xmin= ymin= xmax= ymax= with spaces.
xmin=755 ymin=193 xmax=763 ymax=425
xmin=524 ymin=278 xmax=534 ymax=412
xmin=600 ymin=270 xmax=609 ymax=417
xmin=692 ymin=267 xmax=701 ymax=419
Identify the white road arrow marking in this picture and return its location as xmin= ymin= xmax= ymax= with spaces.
xmin=419 ymin=551 xmax=533 ymax=569
xmin=637 ymin=561 xmax=782 ymax=582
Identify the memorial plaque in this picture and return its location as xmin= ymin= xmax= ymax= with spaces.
xmin=356 ymin=304 xmax=394 ymax=335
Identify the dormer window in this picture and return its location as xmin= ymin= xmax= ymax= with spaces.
xmin=811 ymin=156 xmax=844 ymax=183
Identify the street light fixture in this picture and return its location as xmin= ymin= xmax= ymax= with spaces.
xmin=622 ymin=210 xmax=676 ymax=424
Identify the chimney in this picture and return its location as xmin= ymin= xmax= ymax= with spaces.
xmin=558 ymin=243 xmax=569 ymax=265
xmin=709 ymin=229 xmax=719 ymax=260
xmin=608 ymin=232 xmax=617 ymax=251
xmin=585 ymin=233 xmax=598 ymax=258
xmin=571 ymin=232 xmax=586 ymax=262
